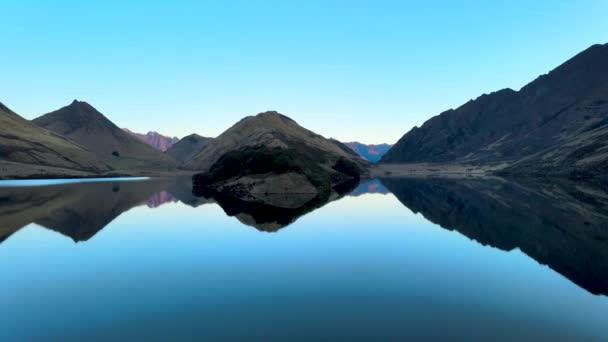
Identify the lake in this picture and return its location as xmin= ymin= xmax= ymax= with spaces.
xmin=1 ymin=176 xmax=607 ymax=341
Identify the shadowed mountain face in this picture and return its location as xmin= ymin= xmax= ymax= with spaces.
xmin=381 ymin=43 xmax=608 ymax=177
xmin=380 ymin=177 xmax=608 ymax=295
xmin=166 ymin=133 xmax=213 ymax=163
xmin=0 ymin=102 xmax=111 ymax=175
xmin=32 ymin=101 xmax=177 ymax=170
xmin=344 ymin=142 xmax=392 ymax=163
xmin=123 ymin=129 xmax=179 ymax=152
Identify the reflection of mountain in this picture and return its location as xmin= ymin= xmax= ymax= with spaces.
xmin=0 ymin=177 xmax=215 ymax=244
xmin=381 ymin=177 xmax=608 ymax=295
xmin=349 ymin=179 xmax=389 ymax=196
xmin=197 ymin=179 xmax=359 ymax=232
xmin=0 ymin=179 xmax=170 ymax=242
xmin=145 ymin=191 xmax=177 ymax=208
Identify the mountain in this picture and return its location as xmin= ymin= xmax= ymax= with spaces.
xmin=166 ymin=133 xmax=213 ymax=163
xmin=123 ymin=129 xmax=179 ymax=152
xmin=381 ymin=43 xmax=608 ymax=177
xmin=344 ymin=142 xmax=392 ymax=163
xmin=186 ymin=111 xmax=367 ymax=172
xmin=32 ymin=100 xmax=177 ymax=170
xmin=0 ymin=101 xmax=111 ymax=177
xmin=190 ymin=111 xmax=368 ymax=203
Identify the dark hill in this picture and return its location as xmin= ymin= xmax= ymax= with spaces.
xmin=190 ymin=111 xmax=369 ymax=203
xmin=381 ymin=43 xmax=608 ymax=177
xmin=186 ymin=111 xmax=367 ymax=173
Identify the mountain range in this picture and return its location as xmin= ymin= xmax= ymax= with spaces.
xmin=344 ymin=142 xmax=392 ymax=163
xmin=381 ymin=43 xmax=608 ymax=178
xmin=123 ymin=129 xmax=179 ymax=152
xmin=0 ymin=43 xmax=606 ymax=181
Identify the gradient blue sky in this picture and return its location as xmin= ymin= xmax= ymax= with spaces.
xmin=1 ymin=0 xmax=607 ymax=143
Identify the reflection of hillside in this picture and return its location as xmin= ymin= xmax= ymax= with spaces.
xmin=381 ymin=177 xmax=608 ymax=295
xmin=0 ymin=178 xmax=170 ymax=243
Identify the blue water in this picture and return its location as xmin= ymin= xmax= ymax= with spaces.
xmin=0 ymin=177 xmax=606 ymax=341
xmin=0 ymin=177 xmax=149 ymax=187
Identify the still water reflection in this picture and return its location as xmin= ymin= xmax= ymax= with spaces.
xmin=0 ymin=176 xmax=607 ymax=340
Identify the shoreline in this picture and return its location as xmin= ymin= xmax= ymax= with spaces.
xmin=0 ymin=161 xmax=198 ymax=180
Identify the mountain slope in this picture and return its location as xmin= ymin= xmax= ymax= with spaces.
xmin=123 ymin=129 xmax=179 ymax=151
xmin=381 ymin=43 xmax=608 ymax=177
xmin=166 ymin=133 xmax=213 ymax=163
xmin=186 ymin=111 xmax=367 ymax=172
xmin=0 ymin=101 xmax=110 ymax=175
xmin=344 ymin=142 xmax=392 ymax=163
xmin=32 ymin=100 xmax=177 ymax=170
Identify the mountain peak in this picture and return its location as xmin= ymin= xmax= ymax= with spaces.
xmin=0 ymin=101 xmax=19 ymax=117
xmin=254 ymin=111 xmax=297 ymax=123
xmin=122 ymin=128 xmax=180 ymax=151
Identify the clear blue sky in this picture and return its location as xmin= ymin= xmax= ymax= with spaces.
xmin=1 ymin=0 xmax=607 ymax=143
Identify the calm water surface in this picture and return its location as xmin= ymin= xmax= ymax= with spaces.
xmin=1 ymin=177 xmax=607 ymax=341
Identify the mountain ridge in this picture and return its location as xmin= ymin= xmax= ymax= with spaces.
xmin=344 ymin=142 xmax=392 ymax=163
xmin=123 ymin=128 xmax=180 ymax=152
xmin=381 ymin=43 xmax=608 ymax=178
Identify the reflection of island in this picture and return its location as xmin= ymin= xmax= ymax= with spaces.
xmin=194 ymin=179 xmax=359 ymax=232
xmin=0 ymin=177 xmax=212 ymax=243
xmin=380 ymin=177 xmax=608 ymax=296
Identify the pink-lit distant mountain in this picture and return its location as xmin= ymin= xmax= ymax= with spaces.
xmin=343 ymin=142 xmax=392 ymax=163
xmin=123 ymin=129 xmax=180 ymax=152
